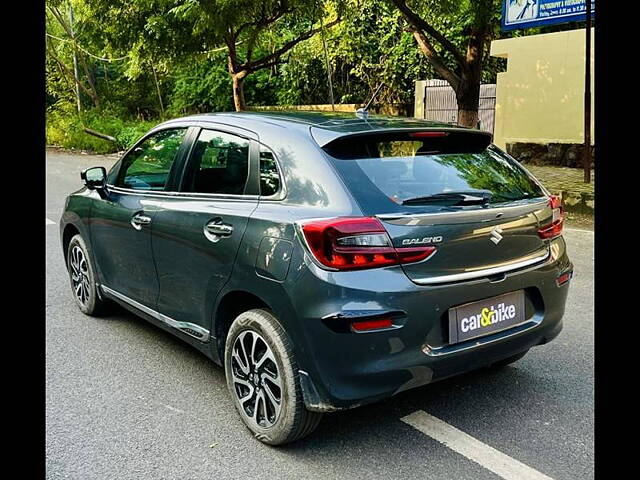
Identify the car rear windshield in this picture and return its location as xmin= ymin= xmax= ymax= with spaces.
xmin=323 ymin=132 xmax=545 ymax=211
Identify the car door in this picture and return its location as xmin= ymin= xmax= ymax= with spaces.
xmin=149 ymin=125 xmax=260 ymax=339
xmin=90 ymin=127 xmax=190 ymax=307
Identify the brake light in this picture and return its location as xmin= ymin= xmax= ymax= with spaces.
xmin=538 ymin=195 xmax=564 ymax=240
xmin=409 ymin=131 xmax=449 ymax=138
xmin=299 ymin=217 xmax=436 ymax=270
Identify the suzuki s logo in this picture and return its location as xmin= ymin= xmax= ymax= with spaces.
xmin=490 ymin=227 xmax=503 ymax=245
xmin=402 ymin=236 xmax=443 ymax=245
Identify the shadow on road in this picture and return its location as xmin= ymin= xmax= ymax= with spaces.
xmin=101 ymin=300 xmax=559 ymax=456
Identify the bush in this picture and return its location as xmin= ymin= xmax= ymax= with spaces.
xmin=168 ymin=57 xmax=234 ymax=115
xmin=46 ymin=107 xmax=157 ymax=154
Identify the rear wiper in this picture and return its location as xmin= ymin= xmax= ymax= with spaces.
xmin=401 ymin=191 xmax=492 ymax=206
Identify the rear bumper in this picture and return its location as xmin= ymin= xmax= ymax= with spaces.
xmin=288 ymin=238 xmax=572 ymax=412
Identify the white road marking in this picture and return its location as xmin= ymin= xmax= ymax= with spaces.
xmin=46 ymin=218 xmax=56 ymax=225
xmin=564 ymin=228 xmax=594 ymax=234
xmin=401 ymin=411 xmax=554 ymax=480
xmin=162 ymin=404 xmax=185 ymax=414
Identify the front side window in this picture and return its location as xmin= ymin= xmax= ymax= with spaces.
xmin=259 ymin=146 xmax=281 ymax=196
xmin=116 ymin=128 xmax=186 ymax=190
xmin=185 ymin=129 xmax=250 ymax=195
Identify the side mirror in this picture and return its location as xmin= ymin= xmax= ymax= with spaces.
xmin=81 ymin=166 xmax=107 ymax=190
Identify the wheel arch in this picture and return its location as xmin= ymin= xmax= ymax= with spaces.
xmin=60 ymin=211 xmax=102 ymax=293
xmin=213 ymin=289 xmax=271 ymax=364
xmin=61 ymin=223 xmax=81 ymax=265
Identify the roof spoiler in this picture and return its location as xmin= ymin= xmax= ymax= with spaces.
xmin=312 ymin=127 xmax=493 ymax=151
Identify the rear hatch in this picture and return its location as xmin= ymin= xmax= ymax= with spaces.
xmin=319 ymin=128 xmax=553 ymax=285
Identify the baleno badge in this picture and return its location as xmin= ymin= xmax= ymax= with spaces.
xmin=402 ymin=236 xmax=443 ymax=245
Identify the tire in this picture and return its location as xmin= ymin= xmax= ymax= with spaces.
xmin=489 ymin=349 xmax=529 ymax=369
xmin=224 ymin=308 xmax=323 ymax=445
xmin=66 ymin=234 xmax=107 ymax=316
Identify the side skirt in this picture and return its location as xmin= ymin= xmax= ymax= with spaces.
xmin=100 ymin=285 xmax=210 ymax=343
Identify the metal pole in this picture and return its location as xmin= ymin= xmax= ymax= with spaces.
xmin=68 ymin=3 xmax=81 ymax=113
xmin=583 ymin=1 xmax=592 ymax=183
xmin=320 ymin=18 xmax=335 ymax=111
xmin=151 ymin=62 xmax=165 ymax=119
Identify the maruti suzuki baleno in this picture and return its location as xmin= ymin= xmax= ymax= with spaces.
xmin=60 ymin=112 xmax=572 ymax=445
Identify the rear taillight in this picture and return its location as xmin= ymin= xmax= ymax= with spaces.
xmin=538 ymin=195 xmax=564 ymax=240
xmin=299 ymin=217 xmax=436 ymax=271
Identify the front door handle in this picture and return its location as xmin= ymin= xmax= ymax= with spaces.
xmin=131 ymin=213 xmax=152 ymax=230
xmin=204 ymin=219 xmax=233 ymax=242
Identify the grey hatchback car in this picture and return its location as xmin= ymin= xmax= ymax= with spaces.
xmin=60 ymin=111 xmax=572 ymax=445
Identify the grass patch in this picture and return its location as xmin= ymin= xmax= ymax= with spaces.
xmin=46 ymin=110 xmax=157 ymax=154
xmin=564 ymin=211 xmax=594 ymax=231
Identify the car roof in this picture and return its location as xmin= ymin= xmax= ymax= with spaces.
xmin=159 ymin=111 xmax=491 ymax=147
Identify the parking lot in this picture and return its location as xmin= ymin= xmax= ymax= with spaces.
xmin=46 ymin=149 xmax=594 ymax=480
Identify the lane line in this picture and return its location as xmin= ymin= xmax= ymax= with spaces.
xmin=46 ymin=218 xmax=56 ymax=225
xmin=401 ymin=411 xmax=554 ymax=480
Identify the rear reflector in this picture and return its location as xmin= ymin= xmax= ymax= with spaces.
xmin=538 ymin=194 xmax=564 ymax=239
xmin=557 ymin=271 xmax=572 ymax=286
xmin=299 ymin=217 xmax=437 ymax=271
xmin=351 ymin=318 xmax=393 ymax=332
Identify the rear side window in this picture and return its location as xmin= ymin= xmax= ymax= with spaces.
xmin=184 ymin=129 xmax=250 ymax=195
xmin=116 ymin=128 xmax=186 ymax=190
xmin=324 ymin=132 xmax=544 ymax=208
xmin=259 ymin=146 xmax=281 ymax=196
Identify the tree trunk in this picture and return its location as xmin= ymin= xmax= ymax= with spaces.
xmin=232 ymin=72 xmax=247 ymax=111
xmin=455 ymin=80 xmax=480 ymax=127
xmin=457 ymin=109 xmax=478 ymax=128
xmin=456 ymin=64 xmax=482 ymax=128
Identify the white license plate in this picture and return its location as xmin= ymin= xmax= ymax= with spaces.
xmin=448 ymin=290 xmax=526 ymax=344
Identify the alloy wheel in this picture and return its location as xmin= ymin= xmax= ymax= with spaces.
xmin=230 ymin=330 xmax=282 ymax=429
xmin=69 ymin=245 xmax=90 ymax=306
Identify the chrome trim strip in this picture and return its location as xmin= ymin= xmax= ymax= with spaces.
xmin=410 ymin=248 xmax=550 ymax=285
xmin=100 ymin=286 xmax=210 ymax=342
xmin=107 ymin=185 xmax=260 ymax=201
xmin=376 ymin=200 xmax=548 ymax=226
xmin=423 ymin=318 xmax=541 ymax=357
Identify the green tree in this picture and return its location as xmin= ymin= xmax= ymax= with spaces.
xmin=328 ymin=0 xmax=437 ymax=106
xmin=46 ymin=2 xmax=101 ymax=110
xmin=273 ymin=0 xmax=441 ymax=109
xmin=389 ymin=0 xmax=501 ymax=127
xmin=170 ymin=0 xmax=341 ymax=110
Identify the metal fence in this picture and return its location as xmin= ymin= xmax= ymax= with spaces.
xmin=417 ymin=79 xmax=496 ymax=134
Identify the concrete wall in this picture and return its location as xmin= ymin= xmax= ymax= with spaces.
xmin=248 ymin=104 xmax=359 ymax=113
xmin=490 ymin=28 xmax=594 ymax=150
xmin=248 ymin=103 xmax=413 ymax=116
xmin=414 ymin=80 xmax=427 ymax=119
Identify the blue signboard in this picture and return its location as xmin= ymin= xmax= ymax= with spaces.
xmin=502 ymin=0 xmax=595 ymax=31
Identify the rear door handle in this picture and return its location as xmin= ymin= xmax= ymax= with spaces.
xmin=131 ymin=213 xmax=152 ymax=230
xmin=204 ymin=219 xmax=233 ymax=242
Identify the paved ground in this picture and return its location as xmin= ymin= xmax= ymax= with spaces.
xmin=524 ymin=166 xmax=594 ymax=225
xmin=524 ymin=166 xmax=594 ymax=198
xmin=46 ymin=150 xmax=594 ymax=480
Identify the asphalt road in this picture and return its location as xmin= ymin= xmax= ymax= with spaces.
xmin=46 ymin=149 xmax=594 ymax=480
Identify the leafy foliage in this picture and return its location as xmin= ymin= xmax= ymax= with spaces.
xmin=45 ymin=0 xmax=581 ymax=152
xmin=47 ymin=106 xmax=156 ymax=153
